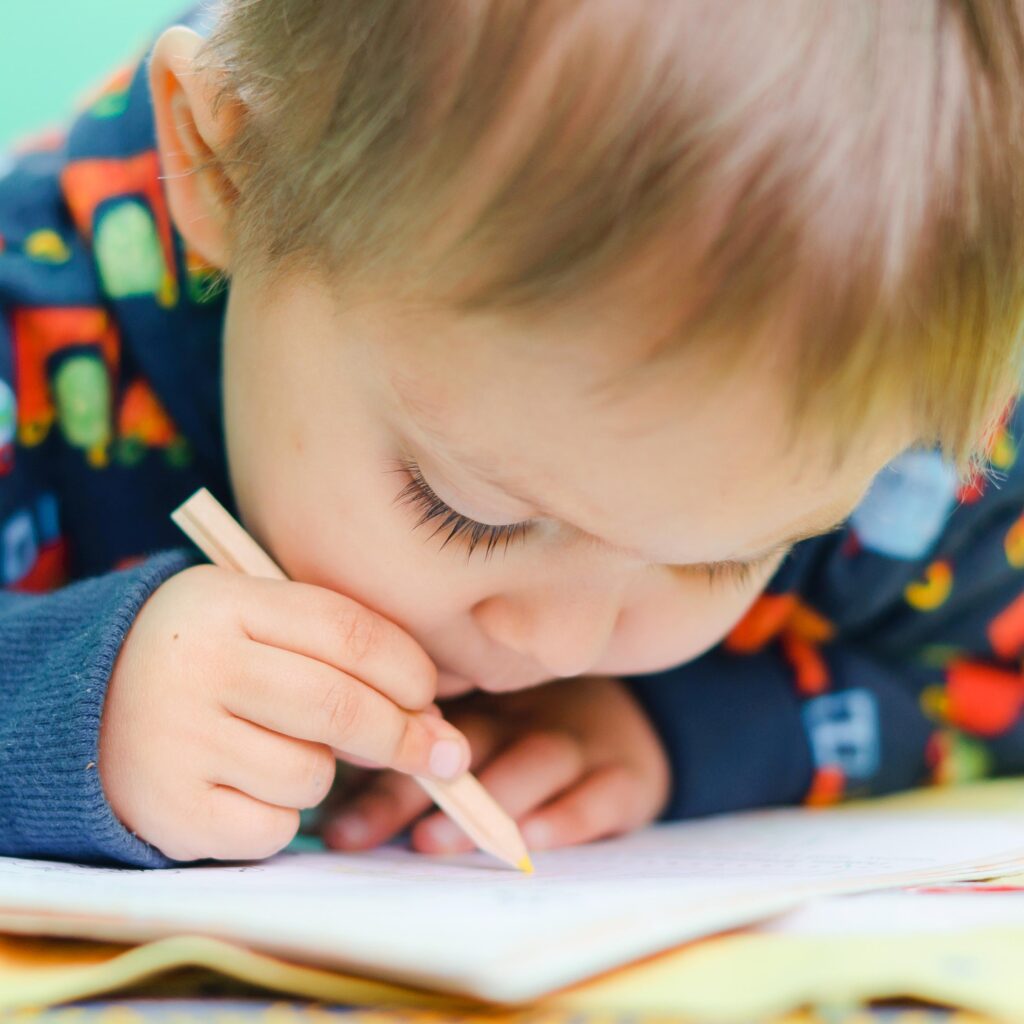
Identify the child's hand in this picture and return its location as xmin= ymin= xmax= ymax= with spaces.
xmin=323 ymin=676 xmax=670 ymax=855
xmin=99 ymin=565 xmax=469 ymax=862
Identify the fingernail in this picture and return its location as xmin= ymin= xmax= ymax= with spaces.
xmin=428 ymin=739 xmax=466 ymax=780
xmin=426 ymin=817 xmax=462 ymax=851
xmin=327 ymin=812 xmax=369 ymax=848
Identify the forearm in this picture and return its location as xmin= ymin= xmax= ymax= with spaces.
xmin=0 ymin=549 xmax=199 ymax=866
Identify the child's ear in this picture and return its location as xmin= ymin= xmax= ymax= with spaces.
xmin=149 ymin=26 xmax=243 ymax=272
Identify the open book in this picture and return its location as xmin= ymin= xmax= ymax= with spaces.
xmin=0 ymin=801 xmax=1021 ymax=1001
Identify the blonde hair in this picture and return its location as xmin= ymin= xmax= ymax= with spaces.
xmin=197 ymin=0 xmax=1024 ymax=467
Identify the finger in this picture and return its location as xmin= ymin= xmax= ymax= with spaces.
xmin=225 ymin=643 xmax=470 ymax=779
xmin=412 ymin=729 xmax=585 ymax=855
xmin=449 ymin=709 xmax=507 ymax=771
xmin=324 ymin=772 xmax=428 ymax=851
xmin=436 ymin=670 xmax=477 ymax=698
xmin=159 ymin=786 xmax=300 ymax=862
xmin=326 ymin=711 xmax=506 ymax=851
xmin=236 ymin=576 xmax=437 ymax=710
xmin=207 ymin=716 xmax=336 ymax=811
xmin=519 ymin=765 xmax=645 ymax=851
xmin=339 ymin=753 xmax=385 ymax=770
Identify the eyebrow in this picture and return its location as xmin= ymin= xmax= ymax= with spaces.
xmin=392 ymin=376 xmax=557 ymax=510
xmin=392 ymin=375 xmax=854 ymax=565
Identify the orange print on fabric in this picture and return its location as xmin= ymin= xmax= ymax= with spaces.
xmin=781 ymin=633 xmax=830 ymax=695
xmin=904 ymin=559 xmax=953 ymax=611
xmin=61 ymin=152 xmax=176 ymax=287
xmin=10 ymin=306 xmax=119 ymax=446
xmin=989 ymin=592 xmax=1024 ymax=661
xmin=727 ymin=594 xmax=835 ymax=695
xmin=804 ymin=765 xmax=844 ymax=807
xmin=117 ymin=379 xmax=177 ymax=447
xmin=787 ymin=603 xmax=835 ymax=643
xmin=725 ymin=594 xmax=798 ymax=652
xmin=10 ymin=537 xmax=68 ymax=593
xmin=956 ymin=473 xmax=987 ymax=504
xmin=945 ymin=660 xmax=1024 ymax=737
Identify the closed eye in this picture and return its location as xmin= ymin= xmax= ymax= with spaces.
xmin=389 ymin=456 xmax=531 ymax=561
xmin=700 ymin=558 xmax=766 ymax=590
xmin=388 ymin=456 xmax=792 ymax=578
xmin=698 ymin=545 xmax=790 ymax=590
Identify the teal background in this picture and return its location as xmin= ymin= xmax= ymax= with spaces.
xmin=1 ymin=2 xmax=188 ymax=147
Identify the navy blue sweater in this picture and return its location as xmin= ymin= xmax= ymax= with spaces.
xmin=2 ymin=8 xmax=1023 ymax=868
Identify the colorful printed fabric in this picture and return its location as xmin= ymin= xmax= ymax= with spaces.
xmin=0 ymin=5 xmax=223 ymax=867
xmin=630 ymin=412 xmax=1024 ymax=817
xmin=1 ymin=5 xmax=1023 ymax=866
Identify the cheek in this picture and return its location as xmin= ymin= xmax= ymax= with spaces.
xmin=599 ymin=571 xmax=766 ymax=676
xmin=264 ymin=496 xmax=482 ymax=670
xmin=224 ymin=341 xmax=473 ymax=639
xmin=266 ymin=455 xmax=473 ymax=639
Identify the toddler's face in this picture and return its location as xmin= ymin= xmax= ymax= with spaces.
xmin=221 ymin=264 xmax=904 ymax=697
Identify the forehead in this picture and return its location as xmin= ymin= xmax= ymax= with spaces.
xmin=369 ymin=294 xmax=891 ymax=566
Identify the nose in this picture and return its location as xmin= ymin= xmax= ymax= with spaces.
xmin=471 ymin=583 xmax=622 ymax=680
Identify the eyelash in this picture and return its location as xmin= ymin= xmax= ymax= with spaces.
xmin=389 ymin=456 xmax=775 ymax=583
xmin=703 ymin=560 xmax=758 ymax=589
xmin=390 ymin=457 xmax=531 ymax=561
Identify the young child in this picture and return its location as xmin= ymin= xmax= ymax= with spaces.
xmin=1 ymin=0 xmax=1023 ymax=868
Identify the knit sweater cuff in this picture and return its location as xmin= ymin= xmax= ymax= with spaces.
xmin=627 ymin=646 xmax=815 ymax=820
xmin=0 ymin=548 xmax=201 ymax=867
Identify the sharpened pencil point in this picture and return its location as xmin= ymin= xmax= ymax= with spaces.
xmin=517 ymin=855 xmax=534 ymax=874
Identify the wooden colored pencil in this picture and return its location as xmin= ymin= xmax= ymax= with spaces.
xmin=171 ymin=487 xmax=533 ymax=873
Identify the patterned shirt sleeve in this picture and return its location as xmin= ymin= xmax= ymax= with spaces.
xmin=628 ymin=403 xmax=1024 ymax=818
xmin=0 ymin=11 xmax=229 ymax=867
xmin=0 ymin=145 xmax=195 ymax=867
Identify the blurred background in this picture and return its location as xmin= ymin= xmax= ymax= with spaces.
xmin=1 ymin=1 xmax=189 ymax=147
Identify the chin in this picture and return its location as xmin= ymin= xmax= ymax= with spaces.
xmin=436 ymin=668 xmax=555 ymax=697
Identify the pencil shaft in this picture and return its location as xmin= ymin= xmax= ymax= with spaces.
xmin=419 ymin=775 xmax=532 ymax=870
xmin=171 ymin=488 xmax=531 ymax=873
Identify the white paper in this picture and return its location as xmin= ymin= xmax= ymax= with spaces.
xmin=759 ymin=888 xmax=1024 ymax=936
xmin=0 ymin=805 xmax=1022 ymax=1000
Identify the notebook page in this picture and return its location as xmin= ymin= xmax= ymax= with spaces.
xmin=0 ymin=805 xmax=1021 ymax=1000
xmin=759 ymin=888 xmax=1024 ymax=936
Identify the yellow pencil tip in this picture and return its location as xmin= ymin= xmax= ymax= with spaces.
xmin=517 ymin=856 xmax=534 ymax=874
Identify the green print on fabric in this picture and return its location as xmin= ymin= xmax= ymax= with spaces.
xmin=162 ymin=435 xmax=193 ymax=467
xmin=89 ymin=90 xmax=131 ymax=120
xmin=0 ymin=379 xmax=14 ymax=447
xmin=917 ymin=644 xmax=968 ymax=669
xmin=53 ymin=354 xmax=111 ymax=463
xmin=947 ymin=733 xmax=994 ymax=782
xmin=94 ymin=200 xmax=167 ymax=300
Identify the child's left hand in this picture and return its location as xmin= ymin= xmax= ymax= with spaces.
xmin=322 ymin=676 xmax=671 ymax=854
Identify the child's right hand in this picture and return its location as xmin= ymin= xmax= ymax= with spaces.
xmin=98 ymin=564 xmax=468 ymax=862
